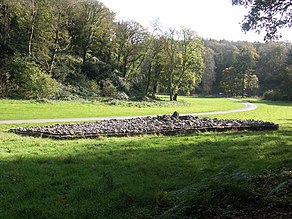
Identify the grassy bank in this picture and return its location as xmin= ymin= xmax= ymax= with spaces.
xmin=0 ymin=96 xmax=242 ymax=120
xmin=0 ymin=99 xmax=291 ymax=218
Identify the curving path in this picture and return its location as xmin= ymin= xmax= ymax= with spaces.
xmin=0 ymin=99 xmax=257 ymax=125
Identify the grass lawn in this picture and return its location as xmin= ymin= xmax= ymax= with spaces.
xmin=0 ymin=96 xmax=243 ymax=120
xmin=0 ymin=98 xmax=291 ymax=218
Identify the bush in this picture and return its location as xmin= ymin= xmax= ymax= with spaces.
xmin=115 ymin=91 xmax=129 ymax=100
xmin=101 ymin=80 xmax=117 ymax=97
xmin=56 ymin=83 xmax=98 ymax=100
xmin=4 ymin=54 xmax=59 ymax=99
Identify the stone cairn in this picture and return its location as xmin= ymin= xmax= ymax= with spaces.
xmin=10 ymin=113 xmax=279 ymax=140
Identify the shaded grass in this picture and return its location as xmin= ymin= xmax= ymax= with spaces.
xmin=0 ymin=98 xmax=291 ymax=218
xmin=0 ymin=96 xmax=242 ymax=120
xmin=1 ymin=131 xmax=291 ymax=218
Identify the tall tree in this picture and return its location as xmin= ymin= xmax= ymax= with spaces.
xmin=220 ymin=66 xmax=242 ymax=95
xmin=163 ymin=28 xmax=178 ymax=100
xmin=235 ymin=44 xmax=258 ymax=96
xmin=70 ymin=0 xmax=114 ymax=65
xmin=209 ymin=40 xmax=240 ymax=94
xmin=281 ymin=48 xmax=292 ymax=100
xmin=163 ymin=28 xmax=205 ymax=100
xmin=0 ymin=0 xmax=12 ymax=57
xmin=112 ymin=20 xmax=148 ymax=78
xmin=256 ymin=42 xmax=289 ymax=93
xmin=199 ymin=47 xmax=216 ymax=94
xmin=47 ymin=0 xmax=74 ymax=76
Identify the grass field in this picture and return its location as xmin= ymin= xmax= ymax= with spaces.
xmin=0 ymin=98 xmax=291 ymax=218
xmin=0 ymin=96 xmax=242 ymax=120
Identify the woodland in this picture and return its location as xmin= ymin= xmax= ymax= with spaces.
xmin=0 ymin=0 xmax=291 ymax=101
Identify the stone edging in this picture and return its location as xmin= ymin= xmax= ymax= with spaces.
xmin=10 ymin=115 xmax=279 ymax=140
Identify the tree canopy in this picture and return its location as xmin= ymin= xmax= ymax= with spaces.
xmin=0 ymin=0 xmax=291 ymax=101
xmin=232 ymin=0 xmax=292 ymax=41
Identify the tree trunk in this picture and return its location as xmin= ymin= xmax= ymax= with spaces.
xmin=2 ymin=2 xmax=9 ymax=47
xmin=122 ymin=56 xmax=128 ymax=77
xmin=169 ymin=81 xmax=173 ymax=101
xmin=168 ymin=68 xmax=174 ymax=101
xmin=49 ymin=49 xmax=57 ymax=74
xmin=28 ymin=0 xmax=37 ymax=56
xmin=145 ymin=63 xmax=152 ymax=95
xmin=151 ymin=81 xmax=158 ymax=97
xmin=49 ymin=13 xmax=61 ymax=74
xmin=82 ymin=47 xmax=87 ymax=65
xmin=173 ymin=93 xmax=178 ymax=101
xmin=241 ymin=71 xmax=246 ymax=97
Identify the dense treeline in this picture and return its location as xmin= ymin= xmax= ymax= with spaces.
xmin=0 ymin=0 xmax=291 ymax=100
xmin=201 ymin=40 xmax=292 ymax=100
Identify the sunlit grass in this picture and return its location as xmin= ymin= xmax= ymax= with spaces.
xmin=0 ymin=96 xmax=243 ymax=120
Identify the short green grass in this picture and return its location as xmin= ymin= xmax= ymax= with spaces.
xmin=0 ymin=98 xmax=291 ymax=218
xmin=0 ymin=96 xmax=242 ymax=120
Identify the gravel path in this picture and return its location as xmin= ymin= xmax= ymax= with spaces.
xmin=0 ymin=99 xmax=257 ymax=124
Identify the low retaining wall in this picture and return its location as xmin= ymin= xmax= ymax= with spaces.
xmin=10 ymin=115 xmax=279 ymax=140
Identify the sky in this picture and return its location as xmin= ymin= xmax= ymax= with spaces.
xmin=99 ymin=0 xmax=292 ymax=42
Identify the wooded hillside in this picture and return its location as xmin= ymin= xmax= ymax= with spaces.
xmin=0 ymin=0 xmax=291 ymax=100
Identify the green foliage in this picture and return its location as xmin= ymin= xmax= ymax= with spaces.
xmin=198 ymin=47 xmax=216 ymax=94
xmin=100 ymin=80 xmax=117 ymax=97
xmin=1 ymin=54 xmax=59 ymax=99
xmin=232 ymin=0 xmax=291 ymax=41
xmin=52 ymin=54 xmax=83 ymax=83
xmin=0 ymin=0 xmax=291 ymax=101
xmin=64 ymin=84 xmax=97 ymax=100
xmin=115 ymin=92 xmax=129 ymax=100
xmin=162 ymin=28 xmax=205 ymax=100
xmin=263 ymin=90 xmax=285 ymax=101
xmin=221 ymin=67 xmax=242 ymax=95
xmin=112 ymin=20 xmax=148 ymax=78
xmin=160 ymin=170 xmax=292 ymax=218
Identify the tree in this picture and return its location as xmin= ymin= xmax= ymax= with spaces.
xmin=0 ymin=54 xmax=59 ymax=99
xmin=259 ymin=42 xmax=292 ymax=100
xmin=133 ymin=21 xmax=165 ymax=97
xmin=47 ymin=0 xmax=74 ymax=77
xmin=245 ymin=72 xmax=259 ymax=96
xmin=70 ymin=0 xmax=114 ymax=65
xmin=232 ymin=0 xmax=292 ymax=41
xmin=112 ymin=20 xmax=148 ymax=78
xmin=0 ymin=0 xmax=14 ymax=58
xmin=206 ymin=40 xmax=240 ymax=94
xmin=235 ymin=44 xmax=258 ymax=96
xmin=256 ymin=42 xmax=289 ymax=94
xmin=281 ymin=48 xmax=292 ymax=100
xmin=199 ymin=47 xmax=216 ymax=94
xmin=220 ymin=66 xmax=242 ymax=95
xmin=163 ymin=28 xmax=205 ymax=100
xmin=147 ymin=37 xmax=165 ymax=97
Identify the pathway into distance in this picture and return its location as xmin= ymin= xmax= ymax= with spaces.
xmin=0 ymin=99 xmax=257 ymax=125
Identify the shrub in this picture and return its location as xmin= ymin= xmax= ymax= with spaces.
xmin=5 ymin=54 xmax=59 ymax=99
xmin=115 ymin=91 xmax=129 ymax=100
xmin=56 ymin=83 xmax=98 ymax=100
xmin=101 ymin=80 xmax=117 ymax=97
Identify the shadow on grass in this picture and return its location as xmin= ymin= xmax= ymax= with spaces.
xmin=247 ymin=99 xmax=292 ymax=107
xmin=1 ymin=130 xmax=291 ymax=218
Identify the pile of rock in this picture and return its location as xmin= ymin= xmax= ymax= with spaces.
xmin=10 ymin=114 xmax=279 ymax=139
